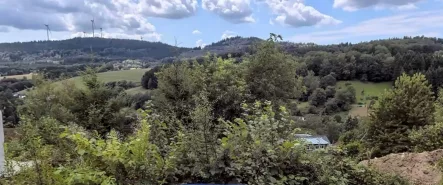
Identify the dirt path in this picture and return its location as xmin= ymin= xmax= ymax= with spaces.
xmin=360 ymin=149 xmax=443 ymax=185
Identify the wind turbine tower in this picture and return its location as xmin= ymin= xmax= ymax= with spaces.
xmin=100 ymin=28 xmax=103 ymax=38
xmin=83 ymin=31 xmax=86 ymax=37
xmin=44 ymin=24 xmax=50 ymax=41
xmin=91 ymin=18 xmax=95 ymax=37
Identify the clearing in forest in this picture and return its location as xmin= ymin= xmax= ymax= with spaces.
xmin=337 ymin=81 xmax=392 ymax=117
xmin=336 ymin=81 xmax=392 ymax=104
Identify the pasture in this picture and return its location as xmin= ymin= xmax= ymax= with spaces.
xmin=2 ymin=73 xmax=34 ymax=79
xmin=337 ymin=81 xmax=392 ymax=117
xmin=54 ymin=68 xmax=150 ymax=87
xmin=336 ymin=81 xmax=392 ymax=104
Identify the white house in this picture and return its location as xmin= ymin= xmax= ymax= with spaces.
xmin=295 ymin=134 xmax=331 ymax=150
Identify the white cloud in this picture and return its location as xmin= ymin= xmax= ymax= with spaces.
xmin=221 ymin=30 xmax=237 ymax=39
xmin=262 ymin=0 xmax=341 ymax=27
xmin=202 ymin=0 xmax=255 ymax=23
xmin=396 ymin=3 xmax=418 ymax=11
xmin=0 ymin=26 xmax=8 ymax=33
xmin=192 ymin=30 xmax=202 ymax=34
xmin=290 ymin=11 xmax=443 ymax=44
xmin=333 ymin=0 xmax=424 ymax=11
xmin=138 ymin=0 xmax=198 ymax=19
xmin=0 ymin=0 xmax=198 ymax=39
xmin=196 ymin=39 xmax=207 ymax=48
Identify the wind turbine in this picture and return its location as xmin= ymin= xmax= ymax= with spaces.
xmin=83 ymin=31 xmax=86 ymax=37
xmin=44 ymin=24 xmax=51 ymax=41
xmin=100 ymin=28 xmax=103 ymax=38
xmin=140 ymin=36 xmax=143 ymax=41
xmin=91 ymin=18 xmax=95 ymax=37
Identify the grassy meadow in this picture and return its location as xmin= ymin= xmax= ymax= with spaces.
xmin=336 ymin=81 xmax=392 ymax=104
xmin=54 ymin=68 xmax=150 ymax=87
xmin=337 ymin=81 xmax=392 ymax=117
xmin=2 ymin=73 xmax=34 ymax=79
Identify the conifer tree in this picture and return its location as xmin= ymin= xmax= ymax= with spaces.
xmin=367 ymin=73 xmax=434 ymax=157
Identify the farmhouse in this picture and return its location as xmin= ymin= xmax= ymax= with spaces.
xmin=295 ymin=134 xmax=331 ymax=150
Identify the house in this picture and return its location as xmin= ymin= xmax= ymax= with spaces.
xmin=13 ymin=93 xmax=26 ymax=99
xmin=295 ymin=134 xmax=331 ymax=150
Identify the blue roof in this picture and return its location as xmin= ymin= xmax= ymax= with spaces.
xmin=295 ymin=135 xmax=331 ymax=145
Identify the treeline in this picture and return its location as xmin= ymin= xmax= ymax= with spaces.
xmin=296 ymin=37 xmax=443 ymax=85
xmin=0 ymin=78 xmax=34 ymax=125
xmin=38 ymin=63 xmax=113 ymax=80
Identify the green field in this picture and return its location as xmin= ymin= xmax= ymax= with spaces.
xmin=125 ymin=86 xmax=149 ymax=95
xmin=2 ymin=73 xmax=34 ymax=79
xmin=55 ymin=68 xmax=150 ymax=87
xmin=336 ymin=81 xmax=392 ymax=104
xmin=336 ymin=81 xmax=392 ymax=117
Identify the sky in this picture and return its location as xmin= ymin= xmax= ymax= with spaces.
xmin=0 ymin=0 xmax=443 ymax=48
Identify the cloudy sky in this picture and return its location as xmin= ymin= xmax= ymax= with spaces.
xmin=0 ymin=0 xmax=442 ymax=47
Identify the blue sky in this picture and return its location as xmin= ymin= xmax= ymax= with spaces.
xmin=0 ymin=0 xmax=443 ymax=47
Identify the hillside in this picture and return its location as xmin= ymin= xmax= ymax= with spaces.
xmin=0 ymin=37 xmax=191 ymax=63
xmin=360 ymin=149 xmax=443 ymax=185
xmin=179 ymin=36 xmax=262 ymax=58
xmin=1 ymin=36 xmax=443 ymax=64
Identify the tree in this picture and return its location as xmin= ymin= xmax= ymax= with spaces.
xmin=245 ymin=36 xmax=303 ymax=103
xmin=325 ymin=86 xmax=336 ymax=98
xmin=320 ymin=74 xmax=337 ymax=88
xmin=19 ymin=69 xmax=137 ymax=136
xmin=367 ymin=73 xmax=434 ymax=157
xmin=301 ymin=71 xmax=320 ymax=101
xmin=324 ymin=98 xmax=339 ymax=114
xmin=154 ymin=61 xmax=203 ymax=121
xmin=410 ymin=89 xmax=443 ymax=152
xmin=334 ymin=85 xmax=356 ymax=111
xmin=141 ymin=66 xmax=160 ymax=89
xmin=309 ymin=88 xmax=327 ymax=107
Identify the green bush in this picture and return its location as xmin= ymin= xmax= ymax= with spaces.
xmin=3 ymin=102 xmax=408 ymax=185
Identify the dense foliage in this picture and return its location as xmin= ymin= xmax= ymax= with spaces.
xmin=366 ymin=73 xmax=434 ymax=157
xmin=7 ymin=35 xmax=443 ymax=184
xmin=19 ymin=70 xmax=146 ymax=136
xmin=3 ymin=101 xmax=406 ymax=185
xmin=0 ymin=77 xmax=34 ymax=125
xmin=141 ymin=66 xmax=160 ymax=90
xmin=0 ymin=37 xmax=189 ymax=59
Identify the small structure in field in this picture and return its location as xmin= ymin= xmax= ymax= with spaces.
xmin=295 ymin=134 xmax=331 ymax=150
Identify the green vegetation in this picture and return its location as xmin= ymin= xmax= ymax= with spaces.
xmin=55 ymin=69 xmax=150 ymax=87
xmin=336 ymin=81 xmax=392 ymax=104
xmin=2 ymin=73 xmax=34 ymax=80
xmin=125 ymin=86 xmax=149 ymax=95
xmin=367 ymin=73 xmax=434 ymax=157
xmin=2 ymin=36 xmax=411 ymax=184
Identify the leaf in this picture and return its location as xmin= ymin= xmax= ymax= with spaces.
xmin=78 ymin=149 xmax=86 ymax=155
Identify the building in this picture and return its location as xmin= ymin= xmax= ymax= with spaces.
xmin=295 ymin=134 xmax=331 ymax=150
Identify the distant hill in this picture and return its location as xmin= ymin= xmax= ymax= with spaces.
xmin=1 ymin=35 xmax=443 ymax=65
xmin=180 ymin=36 xmax=262 ymax=58
xmin=0 ymin=37 xmax=191 ymax=62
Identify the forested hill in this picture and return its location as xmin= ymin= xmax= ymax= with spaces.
xmin=2 ymin=36 xmax=443 ymax=75
xmin=0 ymin=37 xmax=191 ymax=60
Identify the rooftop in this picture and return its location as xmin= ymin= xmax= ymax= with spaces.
xmin=295 ymin=134 xmax=331 ymax=145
